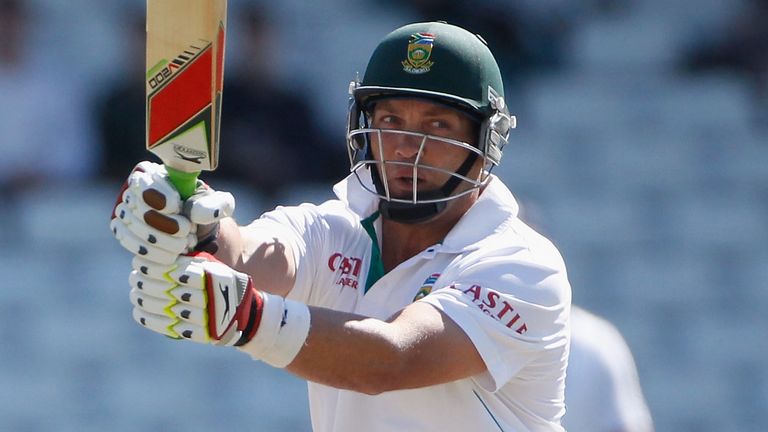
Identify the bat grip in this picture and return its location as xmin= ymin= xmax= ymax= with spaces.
xmin=165 ymin=166 xmax=200 ymax=200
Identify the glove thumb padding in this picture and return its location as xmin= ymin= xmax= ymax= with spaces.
xmin=184 ymin=189 xmax=236 ymax=225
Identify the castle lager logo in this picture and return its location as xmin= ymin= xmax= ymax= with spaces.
xmin=402 ymin=32 xmax=435 ymax=74
xmin=328 ymin=252 xmax=363 ymax=290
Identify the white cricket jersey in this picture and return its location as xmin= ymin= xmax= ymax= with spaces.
xmin=251 ymin=172 xmax=571 ymax=431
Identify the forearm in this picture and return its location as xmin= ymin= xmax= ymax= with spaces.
xmin=214 ymin=217 xmax=296 ymax=297
xmin=282 ymin=302 xmax=486 ymax=394
xmin=212 ymin=217 xmax=245 ymax=268
xmin=285 ymin=307 xmax=404 ymax=395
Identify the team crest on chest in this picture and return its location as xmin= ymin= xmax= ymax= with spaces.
xmin=402 ymin=32 xmax=435 ymax=74
xmin=413 ymin=273 xmax=441 ymax=301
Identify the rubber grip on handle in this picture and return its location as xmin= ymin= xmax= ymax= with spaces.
xmin=165 ymin=166 xmax=199 ymax=200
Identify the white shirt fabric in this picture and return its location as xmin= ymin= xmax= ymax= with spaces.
xmin=250 ymin=172 xmax=572 ymax=431
xmin=563 ymin=307 xmax=654 ymax=432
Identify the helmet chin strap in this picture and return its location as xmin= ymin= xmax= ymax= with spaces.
xmin=378 ymin=192 xmax=447 ymax=225
xmin=375 ymin=152 xmax=479 ymax=224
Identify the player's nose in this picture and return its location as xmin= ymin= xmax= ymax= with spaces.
xmin=391 ymin=132 xmax=423 ymax=159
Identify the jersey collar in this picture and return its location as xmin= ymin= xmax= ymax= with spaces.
xmin=333 ymin=171 xmax=520 ymax=253
xmin=333 ymin=170 xmax=380 ymax=217
xmin=439 ymin=176 xmax=520 ymax=253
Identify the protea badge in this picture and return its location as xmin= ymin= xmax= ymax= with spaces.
xmin=413 ymin=273 xmax=441 ymax=301
xmin=402 ymin=32 xmax=435 ymax=74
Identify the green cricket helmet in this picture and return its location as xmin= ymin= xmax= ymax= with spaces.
xmin=347 ymin=21 xmax=516 ymax=224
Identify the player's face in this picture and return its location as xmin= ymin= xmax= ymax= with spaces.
xmin=369 ymin=98 xmax=481 ymax=199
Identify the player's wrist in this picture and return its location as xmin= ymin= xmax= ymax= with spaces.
xmin=237 ymin=292 xmax=311 ymax=368
xmin=194 ymin=222 xmax=220 ymax=253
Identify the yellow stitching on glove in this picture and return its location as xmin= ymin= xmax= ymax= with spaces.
xmin=163 ymin=262 xmax=182 ymax=338
xmin=166 ymin=318 xmax=182 ymax=339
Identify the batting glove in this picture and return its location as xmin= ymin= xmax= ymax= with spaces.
xmin=130 ymin=253 xmax=312 ymax=367
xmin=110 ymin=161 xmax=235 ymax=264
xmin=130 ymin=252 xmax=262 ymax=346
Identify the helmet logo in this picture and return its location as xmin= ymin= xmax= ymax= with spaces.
xmin=402 ymin=32 xmax=435 ymax=74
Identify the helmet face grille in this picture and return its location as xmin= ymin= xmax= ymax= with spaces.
xmin=347 ymin=128 xmax=490 ymax=205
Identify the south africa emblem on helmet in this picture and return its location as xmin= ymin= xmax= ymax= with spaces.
xmin=402 ymin=32 xmax=435 ymax=74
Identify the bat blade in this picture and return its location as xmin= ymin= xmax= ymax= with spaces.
xmin=146 ymin=0 xmax=227 ymax=199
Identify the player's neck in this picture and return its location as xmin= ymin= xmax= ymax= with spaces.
xmin=380 ymin=221 xmax=444 ymax=272
xmin=380 ymin=193 xmax=475 ymax=272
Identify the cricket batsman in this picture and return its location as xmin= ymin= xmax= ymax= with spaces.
xmin=112 ymin=21 xmax=572 ymax=431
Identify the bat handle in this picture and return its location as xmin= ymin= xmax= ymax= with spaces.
xmin=165 ymin=166 xmax=200 ymax=200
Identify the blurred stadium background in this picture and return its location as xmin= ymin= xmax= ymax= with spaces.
xmin=0 ymin=0 xmax=766 ymax=430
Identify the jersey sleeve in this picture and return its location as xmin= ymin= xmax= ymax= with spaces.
xmin=418 ymin=250 xmax=571 ymax=392
xmin=244 ymin=200 xmax=363 ymax=306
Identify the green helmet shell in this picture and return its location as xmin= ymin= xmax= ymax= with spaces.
xmin=356 ymin=21 xmax=505 ymax=118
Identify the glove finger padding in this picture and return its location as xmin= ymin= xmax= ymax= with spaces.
xmin=129 ymin=269 xmax=213 ymax=342
xmin=129 ymin=253 xmax=261 ymax=346
xmin=131 ymin=256 xmax=170 ymax=280
xmin=122 ymin=190 xmax=193 ymax=237
xmin=132 ymin=307 xmax=209 ymax=343
xmin=131 ymin=258 xmax=208 ymax=308
xmin=110 ymin=162 xmax=196 ymax=263
xmin=112 ymin=218 xmax=184 ymax=265
xmin=129 ymin=288 xmax=173 ymax=316
xmin=115 ymin=200 xmax=195 ymax=252
xmin=128 ymin=163 xmax=183 ymax=215
xmin=131 ymin=286 xmax=208 ymax=329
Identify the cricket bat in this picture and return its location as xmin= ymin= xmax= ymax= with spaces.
xmin=145 ymin=0 xmax=227 ymax=199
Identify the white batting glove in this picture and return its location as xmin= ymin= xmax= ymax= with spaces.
xmin=129 ymin=253 xmax=312 ymax=367
xmin=129 ymin=252 xmax=262 ymax=345
xmin=110 ymin=161 xmax=235 ymax=264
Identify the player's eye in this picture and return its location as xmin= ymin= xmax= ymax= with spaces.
xmin=429 ymin=119 xmax=449 ymax=129
xmin=376 ymin=115 xmax=399 ymax=128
